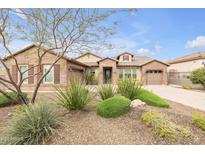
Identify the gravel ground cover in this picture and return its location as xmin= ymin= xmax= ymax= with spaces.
xmin=0 ymin=98 xmax=205 ymax=145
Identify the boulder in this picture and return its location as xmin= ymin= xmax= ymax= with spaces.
xmin=130 ymin=99 xmax=146 ymax=107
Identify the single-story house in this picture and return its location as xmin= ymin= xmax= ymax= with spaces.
xmin=0 ymin=44 xmax=169 ymax=92
xmin=75 ymin=52 xmax=169 ymax=85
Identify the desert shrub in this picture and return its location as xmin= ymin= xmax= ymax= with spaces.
xmin=118 ymin=78 xmax=143 ymax=100
xmin=141 ymin=111 xmax=191 ymax=140
xmin=182 ymin=84 xmax=192 ymax=89
xmin=96 ymin=96 xmax=131 ymax=118
xmin=55 ymin=80 xmax=92 ymax=110
xmin=0 ymin=92 xmax=28 ymax=108
xmin=136 ymin=89 xmax=169 ymax=108
xmin=83 ymin=69 xmax=98 ymax=85
xmin=4 ymin=102 xmax=61 ymax=145
xmin=192 ymin=112 xmax=205 ymax=131
xmin=98 ymin=84 xmax=116 ymax=100
xmin=190 ymin=68 xmax=205 ymax=89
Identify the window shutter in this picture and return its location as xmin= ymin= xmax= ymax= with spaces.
xmin=11 ymin=65 xmax=18 ymax=83
xmin=37 ymin=64 xmax=43 ymax=83
xmin=28 ymin=65 xmax=34 ymax=84
xmin=54 ymin=64 xmax=60 ymax=84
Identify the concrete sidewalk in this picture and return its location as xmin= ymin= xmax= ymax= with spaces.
xmin=146 ymin=85 xmax=205 ymax=111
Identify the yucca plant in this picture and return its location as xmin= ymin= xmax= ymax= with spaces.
xmin=55 ymin=80 xmax=92 ymax=110
xmin=4 ymin=102 xmax=61 ymax=145
xmin=118 ymin=78 xmax=143 ymax=100
xmin=98 ymin=84 xmax=116 ymax=100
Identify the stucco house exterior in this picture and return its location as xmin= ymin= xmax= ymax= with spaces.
xmin=167 ymin=52 xmax=205 ymax=86
xmin=1 ymin=44 xmax=87 ymax=91
xmin=75 ymin=52 xmax=169 ymax=85
xmin=0 ymin=44 xmax=169 ymax=92
xmin=167 ymin=52 xmax=205 ymax=72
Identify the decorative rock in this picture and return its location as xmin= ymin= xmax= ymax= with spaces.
xmin=130 ymin=99 xmax=146 ymax=107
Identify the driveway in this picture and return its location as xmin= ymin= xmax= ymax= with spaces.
xmin=146 ymin=85 xmax=205 ymax=111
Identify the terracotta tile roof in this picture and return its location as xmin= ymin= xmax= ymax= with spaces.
xmin=167 ymin=52 xmax=205 ymax=64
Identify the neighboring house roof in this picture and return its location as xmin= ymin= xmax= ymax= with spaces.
xmin=3 ymin=44 xmax=88 ymax=67
xmin=97 ymin=57 xmax=118 ymax=63
xmin=167 ymin=52 xmax=205 ymax=64
xmin=116 ymin=52 xmax=134 ymax=59
xmin=75 ymin=52 xmax=102 ymax=60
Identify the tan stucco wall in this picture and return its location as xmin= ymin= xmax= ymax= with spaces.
xmin=118 ymin=53 xmax=132 ymax=62
xmin=141 ymin=61 xmax=168 ymax=85
xmin=76 ymin=53 xmax=101 ymax=62
xmin=3 ymin=46 xmax=85 ymax=91
xmin=168 ymin=59 xmax=205 ymax=72
xmin=98 ymin=59 xmax=117 ymax=84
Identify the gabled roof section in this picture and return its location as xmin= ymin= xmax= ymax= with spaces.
xmin=141 ymin=59 xmax=169 ymax=66
xmin=97 ymin=57 xmax=118 ymax=63
xmin=75 ymin=52 xmax=102 ymax=60
xmin=117 ymin=56 xmax=169 ymax=66
xmin=3 ymin=44 xmax=88 ymax=67
xmin=116 ymin=52 xmax=134 ymax=59
xmin=167 ymin=51 xmax=205 ymax=64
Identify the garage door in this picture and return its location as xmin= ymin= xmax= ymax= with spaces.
xmin=146 ymin=70 xmax=163 ymax=85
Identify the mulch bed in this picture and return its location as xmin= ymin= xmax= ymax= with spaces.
xmin=0 ymin=99 xmax=205 ymax=145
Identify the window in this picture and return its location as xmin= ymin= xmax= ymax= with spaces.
xmin=19 ymin=65 xmax=28 ymax=84
xmin=123 ymin=55 xmax=129 ymax=61
xmin=44 ymin=65 xmax=54 ymax=83
xmin=119 ymin=69 xmax=123 ymax=79
xmin=118 ymin=68 xmax=137 ymax=80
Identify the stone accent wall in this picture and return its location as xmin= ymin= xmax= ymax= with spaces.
xmin=98 ymin=59 xmax=117 ymax=84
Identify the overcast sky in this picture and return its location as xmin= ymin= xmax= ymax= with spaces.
xmin=1 ymin=8 xmax=205 ymax=61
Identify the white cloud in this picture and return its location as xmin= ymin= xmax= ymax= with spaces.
xmin=154 ymin=44 xmax=162 ymax=53
xmin=137 ymin=48 xmax=154 ymax=56
xmin=185 ymin=36 xmax=205 ymax=49
xmin=130 ymin=22 xmax=149 ymax=36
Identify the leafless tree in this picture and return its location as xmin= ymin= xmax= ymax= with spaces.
xmin=0 ymin=8 xmax=135 ymax=103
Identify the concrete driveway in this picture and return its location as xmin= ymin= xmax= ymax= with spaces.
xmin=146 ymin=85 xmax=205 ymax=111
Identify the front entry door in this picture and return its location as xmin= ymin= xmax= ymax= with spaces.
xmin=103 ymin=68 xmax=112 ymax=84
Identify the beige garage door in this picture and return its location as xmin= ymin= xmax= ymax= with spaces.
xmin=146 ymin=70 xmax=163 ymax=85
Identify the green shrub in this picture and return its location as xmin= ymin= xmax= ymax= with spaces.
xmin=4 ymin=102 xmax=61 ymax=145
xmin=141 ymin=111 xmax=191 ymax=140
xmin=98 ymin=84 xmax=116 ymax=100
xmin=0 ymin=92 xmax=28 ymax=107
xmin=190 ymin=68 xmax=205 ymax=89
xmin=136 ymin=89 xmax=169 ymax=108
xmin=192 ymin=112 xmax=205 ymax=131
xmin=96 ymin=96 xmax=131 ymax=118
xmin=118 ymin=78 xmax=143 ymax=100
xmin=55 ymin=80 xmax=92 ymax=110
xmin=182 ymin=84 xmax=192 ymax=89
